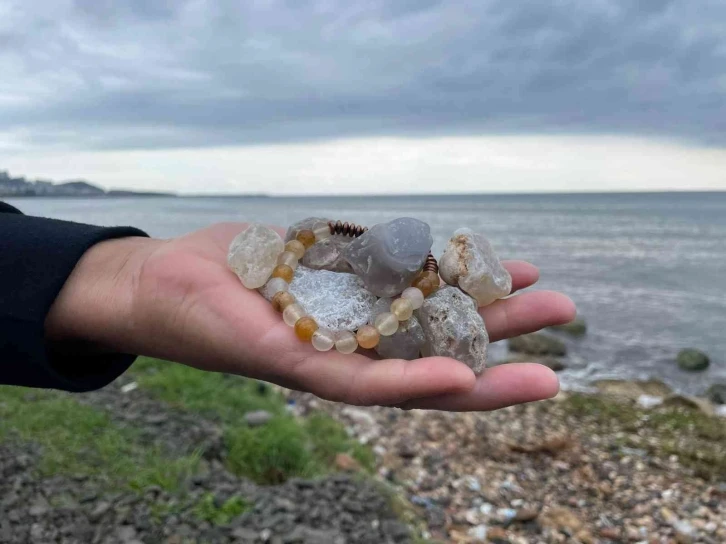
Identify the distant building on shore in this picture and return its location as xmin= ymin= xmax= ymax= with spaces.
xmin=0 ymin=170 xmax=173 ymax=197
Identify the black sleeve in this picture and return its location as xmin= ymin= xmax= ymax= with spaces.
xmin=0 ymin=202 xmax=149 ymax=392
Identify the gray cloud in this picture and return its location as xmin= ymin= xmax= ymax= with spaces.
xmin=0 ymin=0 xmax=724 ymax=150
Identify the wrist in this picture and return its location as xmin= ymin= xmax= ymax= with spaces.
xmin=45 ymin=236 xmax=163 ymax=352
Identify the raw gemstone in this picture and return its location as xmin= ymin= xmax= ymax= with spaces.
xmin=415 ymin=286 xmax=489 ymax=374
xmin=439 ymin=228 xmax=512 ymax=307
xmin=228 ymin=223 xmax=284 ymax=289
xmin=342 ymin=217 xmax=433 ymax=297
xmin=370 ymin=298 xmax=426 ymax=360
xmin=286 ymin=266 xmax=377 ymax=333
xmin=285 ymin=217 xmax=331 ymax=242
xmin=302 ymin=237 xmax=354 ymax=273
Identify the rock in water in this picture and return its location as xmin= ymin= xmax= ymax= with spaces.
xmin=677 ymin=348 xmax=710 ymax=372
xmin=416 ymin=286 xmax=488 ymax=374
xmin=343 ymin=217 xmax=433 ymax=297
xmin=508 ymin=333 xmax=567 ymax=356
xmin=370 ymin=298 xmax=426 ymax=360
xmin=439 ymin=228 xmax=512 ymax=307
xmin=228 ymin=223 xmax=284 ymax=289
xmin=302 ymin=237 xmax=354 ymax=273
xmin=286 ymin=266 xmax=377 ymax=333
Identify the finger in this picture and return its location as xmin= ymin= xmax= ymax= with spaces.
xmin=502 ymin=260 xmax=539 ymax=293
xmin=482 ymin=291 xmax=576 ymax=342
xmin=398 ymin=363 xmax=559 ymax=411
xmin=290 ymin=353 xmax=476 ymax=406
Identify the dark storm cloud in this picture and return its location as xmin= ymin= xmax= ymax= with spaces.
xmin=0 ymin=0 xmax=724 ymax=149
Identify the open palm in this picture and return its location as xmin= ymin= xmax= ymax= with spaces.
xmin=127 ymin=223 xmax=575 ymax=411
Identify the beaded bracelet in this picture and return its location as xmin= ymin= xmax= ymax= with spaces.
xmin=262 ymin=220 xmax=441 ymax=354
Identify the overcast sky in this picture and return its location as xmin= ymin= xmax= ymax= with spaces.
xmin=1 ymin=0 xmax=725 ymax=194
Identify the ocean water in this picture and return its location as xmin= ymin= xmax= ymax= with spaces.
xmin=8 ymin=192 xmax=726 ymax=395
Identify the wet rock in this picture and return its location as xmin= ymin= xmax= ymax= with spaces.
xmin=416 ymin=286 xmax=488 ymax=374
xmin=370 ymin=298 xmax=426 ymax=360
xmin=439 ymin=228 xmax=512 ymax=306
xmin=508 ymin=333 xmax=566 ymax=356
xmin=592 ymin=379 xmax=672 ymax=399
xmin=228 ymin=223 xmax=284 ymax=289
xmin=343 ymin=217 xmax=433 ymax=297
xmin=244 ymin=410 xmax=273 ymax=427
xmin=287 ymin=266 xmax=377 ymax=333
xmin=706 ymin=384 xmax=726 ymax=404
xmin=550 ymin=316 xmax=587 ymax=336
xmin=677 ymin=349 xmax=710 ymax=371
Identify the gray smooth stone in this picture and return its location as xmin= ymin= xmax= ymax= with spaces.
xmin=415 ymin=286 xmax=488 ymax=374
xmin=286 ymin=266 xmax=377 ymax=333
xmin=342 ymin=217 xmax=433 ymax=297
xmin=369 ymin=298 xmax=426 ymax=360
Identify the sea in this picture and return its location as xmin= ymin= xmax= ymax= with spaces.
xmin=8 ymin=192 xmax=726 ymax=396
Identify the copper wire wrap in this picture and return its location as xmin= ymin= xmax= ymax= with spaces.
xmin=329 ymin=220 xmax=438 ymax=273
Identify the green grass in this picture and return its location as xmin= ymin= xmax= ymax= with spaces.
xmin=562 ymin=393 xmax=726 ymax=480
xmin=131 ymin=357 xmax=375 ymax=484
xmin=0 ymin=386 xmax=200 ymax=492
xmin=192 ymin=493 xmax=252 ymax=524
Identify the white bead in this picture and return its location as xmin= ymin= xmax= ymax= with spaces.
xmin=391 ymin=297 xmax=414 ymax=321
xmin=264 ymin=277 xmax=289 ymax=297
xmin=401 ymin=287 xmax=425 ymax=310
xmin=314 ymin=225 xmax=332 ymax=242
xmin=374 ymin=312 xmax=399 ymax=336
xmin=312 ymin=328 xmax=336 ymax=351
xmin=277 ymin=251 xmax=299 ymax=270
xmin=335 ymin=331 xmax=358 ymax=354
xmin=283 ymin=304 xmax=306 ymax=326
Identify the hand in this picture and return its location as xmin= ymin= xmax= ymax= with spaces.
xmin=47 ymin=223 xmax=576 ymax=411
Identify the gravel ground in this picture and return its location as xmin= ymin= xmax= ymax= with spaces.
xmin=286 ymin=390 xmax=726 ymax=544
xmin=0 ymin=379 xmax=412 ymax=544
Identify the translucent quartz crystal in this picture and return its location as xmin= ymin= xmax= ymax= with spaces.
xmin=356 ymin=325 xmax=381 ymax=349
xmin=415 ymin=286 xmax=488 ymax=374
xmin=283 ymin=304 xmax=306 ymax=326
xmin=288 ymin=266 xmax=376 ymax=333
xmin=261 ymin=277 xmax=289 ymax=300
xmin=312 ymin=328 xmax=336 ymax=351
xmin=314 ymin=225 xmax=332 ymax=241
xmin=335 ymin=331 xmax=359 ymax=354
xmin=227 ymin=223 xmax=284 ymax=289
xmin=439 ymin=228 xmax=512 ymax=307
xmin=342 ymin=217 xmax=433 ymax=297
xmin=271 ymin=291 xmax=296 ymax=313
xmin=374 ymin=312 xmax=399 ymax=336
xmin=401 ymin=287 xmax=425 ymax=310
xmin=277 ymin=251 xmax=299 ymax=270
xmin=296 ymin=230 xmax=316 ymax=249
xmin=302 ymin=237 xmax=354 ymax=273
xmin=285 ymin=217 xmax=330 ymax=242
xmin=271 ymin=264 xmax=294 ymax=283
xmin=295 ymin=316 xmax=319 ymax=341
xmin=285 ymin=240 xmax=306 ymax=260
xmin=390 ymin=298 xmax=413 ymax=321
xmin=371 ymin=298 xmax=426 ymax=360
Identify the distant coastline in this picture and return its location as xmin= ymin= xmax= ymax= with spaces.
xmin=0 ymin=169 xmax=175 ymax=198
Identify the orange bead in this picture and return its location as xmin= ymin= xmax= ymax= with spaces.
xmin=422 ymin=270 xmax=441 ymax=287
xmin=411 ymin=276 xmax=434 ymax=297
xmin=271 ymin=264 xmax=294 ymax=283
xmin=356 ymin=325 xmax=380 ymax=349
xmin=296 ymin=229 xmax=316 ymax=249
xmin=271 ymin=291 xmax=296 ymax=313
xmin=294 ymin=316 xmax=319 ymax=342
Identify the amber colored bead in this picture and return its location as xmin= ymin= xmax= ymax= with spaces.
xmin=296 ymin=229 xmax=316 ymax=249
xmin=271 ymin=291 xmax=296 ymax=313
xmin=271 ymin=264 xmax=294 ymax=283
xmin=411 ymin=276 xmax=434 ymax=297
xmin=294 ymin=316 xmax=319 ymax=342
xmin=285 ymin=240 xmax=306 ymax=260
xmin=356 ymin=325 xmax=380 ymax=349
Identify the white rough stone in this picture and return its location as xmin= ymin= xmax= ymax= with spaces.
xmin=416 ymin=286 xmax=488 ymax=374
xmin=343 ymin=217 xmax=433 ymax=297
xmin=227 ymin=223 xmax=284 ymax=289
xmin=284 ymin=266 xmax=377 ymax=333
xmin=370 ymin=298 xmax=426 ymax=360
xmin=439 ymin=228 xmax=512 ymax=307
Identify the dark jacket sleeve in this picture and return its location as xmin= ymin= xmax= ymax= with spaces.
xmin=0 ymin=202 xmax=148 ymax=392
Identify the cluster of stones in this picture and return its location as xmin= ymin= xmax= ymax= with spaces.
xmin=227 ymin=216 xmax=512 ymax=375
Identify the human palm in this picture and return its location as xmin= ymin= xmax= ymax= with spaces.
xmin=127 ymin=223 xmax=575 ymax=411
